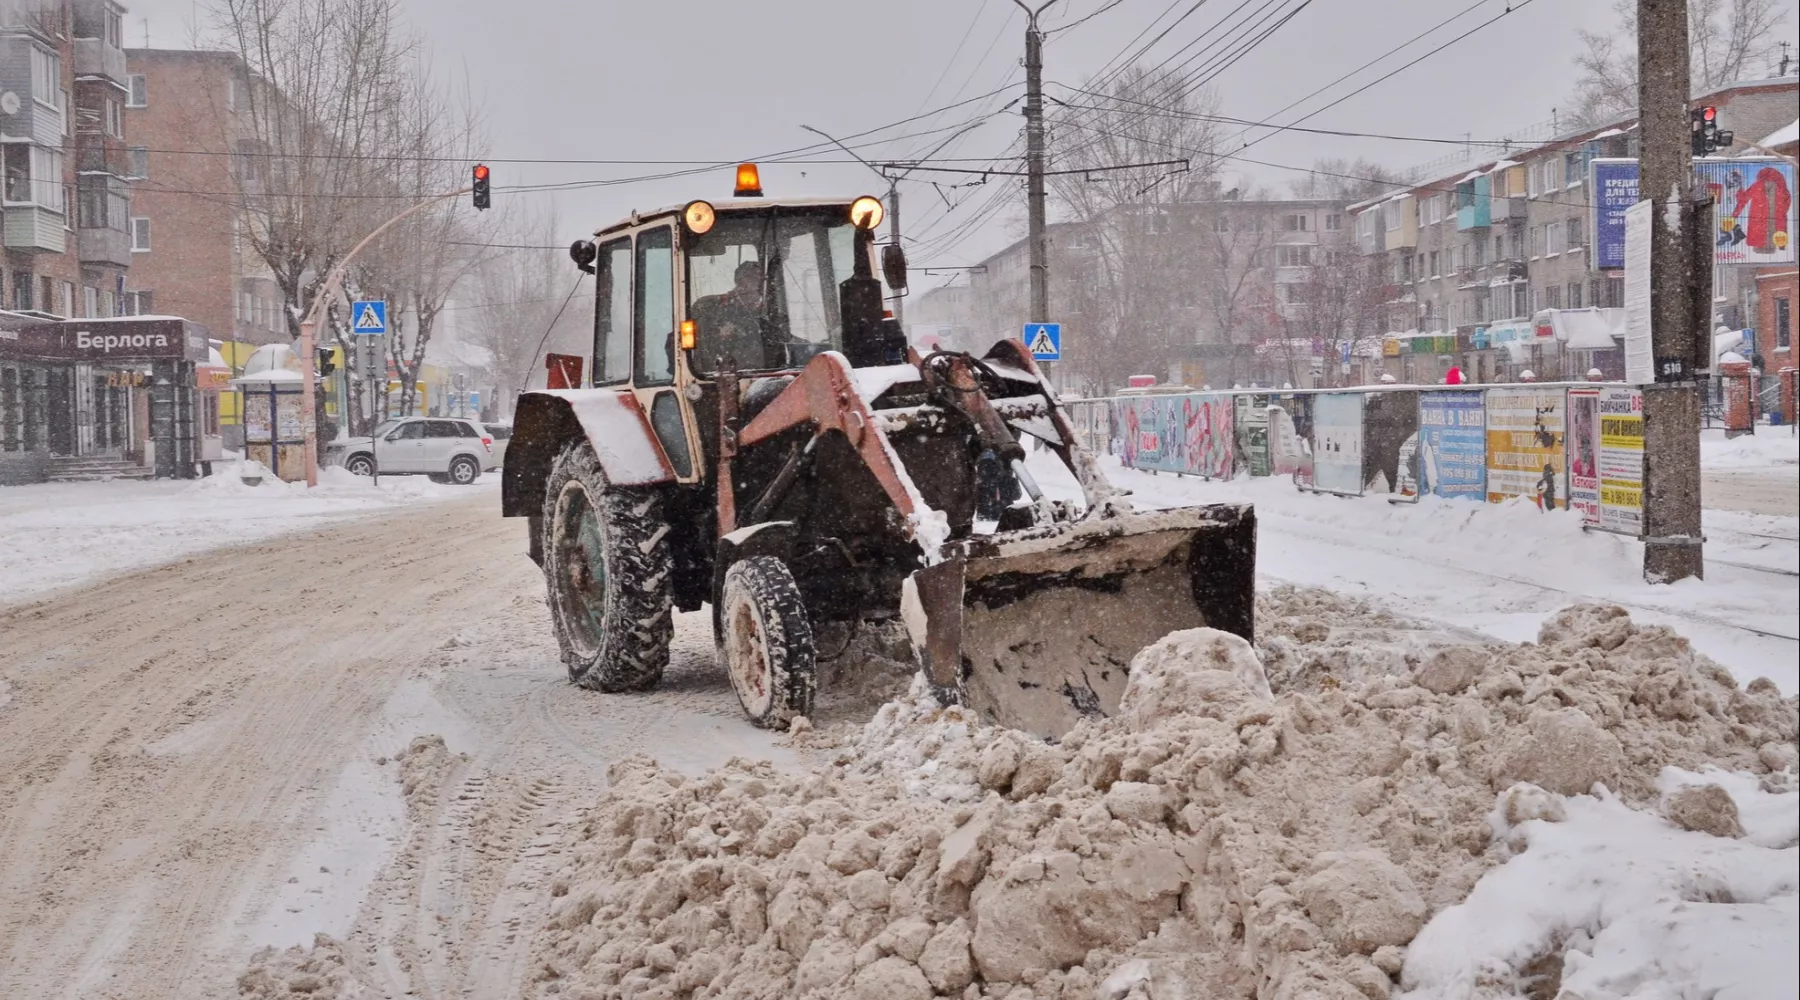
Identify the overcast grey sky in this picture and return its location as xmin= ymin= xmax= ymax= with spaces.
xmin=126 ymin=0 xmax=1779 ymax=273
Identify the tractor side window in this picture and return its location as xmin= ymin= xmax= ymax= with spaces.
xmin=635 ymin=227 xmax=676 ymax=386
xmin=593 ymin=237 xmax=632 ymax=385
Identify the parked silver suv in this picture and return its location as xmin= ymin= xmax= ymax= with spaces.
xmin=329 ymin=416 xmax=495 ymax=484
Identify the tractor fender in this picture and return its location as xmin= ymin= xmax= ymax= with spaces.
xmin=501 ymin=388 xmax=675 ymax=517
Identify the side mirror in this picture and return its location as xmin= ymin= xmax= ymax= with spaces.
xmin=881 ymin=243 xmax=908 ymax=291
xmin=569 ymin=240 xmax=597 ymax=274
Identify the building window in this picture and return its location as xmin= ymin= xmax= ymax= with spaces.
xmin=1568 ymin=282 xmax=1583 ymax=309
xmin=1283 ymin=213 xmax=1309 ymax=232
xmin=130 ymin=216 xmax=151 ymax=251
xmin=124 ymin=290 xmax=153 ymax=316
xmin=105 ymin=98 xmax=123 ymax=138
xmin=1429 ymin=250 xmax=1440 ymax=278
xmin=1325 ymin=213 xmax=1342 ymax=231
xmin=234 ymin=139 xmax=263 ymax=181
xmin=126 ymin=146 xmax=148 ymax=179
xmin=12 ymin=272 xmax=32 ymax=311
xmin=30 ymin=47 xmax=61 ymax=109
xmin=1546 ymin=285 xmax=1563 ymax=310
xmin=82 ymin=285 xmax=98 ymax=318
xmin=3 ymin=146 xmax=66 ymax=211
xmin=1545 ymin=224 xmax=1564 ymax=257
xmin=1778 ymin=297 xmax=1792 ymax=350
xmin=1514 ymin=284 xmax=1530 ymax=318
xmin=1566 ymin=217 xmax=1583 ymax=252
xmin=1564 ymin=151 xmax=1584 ymax=187
xmin=127 ymin=74 xmax=147 ymax=108
xmin=226 ymin=77 xmax=237 ymax=110
xmin=1277 ymin=245 xmax=1312 ymax=267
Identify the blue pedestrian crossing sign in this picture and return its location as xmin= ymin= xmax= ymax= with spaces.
xmin=1024 ymin=322 xmax=1061 ymax=360
xmin=352 ymin=300 xmax=387 ymax=336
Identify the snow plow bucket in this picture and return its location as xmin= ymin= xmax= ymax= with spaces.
xmin=903 ymin=504 xmax=1256 ymax=739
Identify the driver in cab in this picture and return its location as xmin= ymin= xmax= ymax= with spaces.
xmin=692 ymin=260 xmax=770 ymax=369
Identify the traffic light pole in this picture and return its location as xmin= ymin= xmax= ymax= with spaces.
xmin=296 ymin=185 xmax=471 ymax=487
xmin=1637 ymin=0 xmax=1706 ymax=583
xmin=1015 ymin=0 xmax=1060 ymax=325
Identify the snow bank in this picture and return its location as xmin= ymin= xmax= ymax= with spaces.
xmin=1700 ymin=429 xmax=1799 ymax=470
xmin=519 ymin=593 xmax=1796 ymax=1000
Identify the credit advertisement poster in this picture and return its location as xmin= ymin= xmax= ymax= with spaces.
xmin=1568 ymin=388 xmax=1601 ymax=525
xmin=1269 ymin=394 xmax=1314 ymax=487
xmin=1416 ymin=391 xmax=1486 ymax=499
xmin=1598 ymin=386 xmax=1645 ymax=535
xmin=1234 ymin=394 xmax=1271 ymax=477
xmin=1312 ymin=392 xmax=1364 ymax=495
xmin=1591 ymin=158 xmax=1639 ymax=270
xmin=1486 ymin=388 xmax=1567 ymax=509
xmin=1361 ymin=391 xmax=1420 ymax=495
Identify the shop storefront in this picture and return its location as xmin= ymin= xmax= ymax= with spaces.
xmin=0 ymin=314 xmax=215 ymax=485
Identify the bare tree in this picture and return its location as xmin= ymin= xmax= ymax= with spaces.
xmin=1287 ymin=158 xmax=1405 ymax=202
xmin=1195 ymin=196 xmax=1278 ymax=387
xmin=1047 ymin=67 xmax=1222 ymax=393
xmin=1569 ymin=0 xmax=1791 ymax=126
xmin=465 ymin=208 xmax=593 ymax=418
xmin=207 ymin=0 xmax=420 ymax=342
xmin=1264 ymin=245 xmax=1392 ymax=389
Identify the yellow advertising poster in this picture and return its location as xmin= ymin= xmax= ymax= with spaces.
xmin=1597 ymin=386 xmax=1644 ymax=535
xmin=1485 ymin=388 xmax=1567 ymax=508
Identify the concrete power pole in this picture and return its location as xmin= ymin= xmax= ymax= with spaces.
xmin=1637 ymin=0 xmax=1708 ymax=583
xmin=888 ymin=178 xmax=903 ymax=327
xmin=1016 ymin=0 xmax=1059 ymax=324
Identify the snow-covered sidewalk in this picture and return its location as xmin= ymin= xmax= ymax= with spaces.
xmin=0 ymin=464 xmax=496 ymax=607
xmin=1031 ymin=450 xmax=1798 ymax=694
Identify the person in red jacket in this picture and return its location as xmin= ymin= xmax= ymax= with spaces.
xmin=1444 ymin=366 xmax=1465 ymax=385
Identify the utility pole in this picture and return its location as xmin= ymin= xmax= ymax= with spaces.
xmin=1016 ymin=0 xmax=1059 ymax=324
xmin=888 ymin=177 xmax=903 ymax=326
xmin=1638 ymin=0 xmax=1707 ymax=583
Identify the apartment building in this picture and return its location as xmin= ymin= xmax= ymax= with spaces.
xmin=1355 ymin=75 xmax=1799 ymax=384
xmin=124 ymin=47 xmax=288 ymax=346
xmin=0 ymin=0 xmax=131 ymax=317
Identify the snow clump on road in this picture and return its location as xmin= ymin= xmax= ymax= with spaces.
xmin=521 ymin=590 xmax=1797 ymax=1000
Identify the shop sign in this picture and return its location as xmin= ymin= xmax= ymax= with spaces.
xmin=105 ymin=370 xmax=147 ymax=388
xmin=0 ymin=321 xmax=205 ymax=361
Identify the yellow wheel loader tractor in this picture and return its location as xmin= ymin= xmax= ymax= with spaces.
xmin=500 ymin=166 xmax=1256 ymax=737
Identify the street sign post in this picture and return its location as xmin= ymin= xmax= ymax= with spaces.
xmin=1024 ymin=322 xmax=1061 ymax=361
xmin=352 ymin=300 xmax=388 ymax=336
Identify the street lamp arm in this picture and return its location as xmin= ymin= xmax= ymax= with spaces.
xmin=302 ymin=185 xmax=474 ymax=329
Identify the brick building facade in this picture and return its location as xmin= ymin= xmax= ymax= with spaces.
xmin=124 ymin=47 xmax=287 ymax=346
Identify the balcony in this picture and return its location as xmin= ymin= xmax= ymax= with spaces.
xmin=75 ymin=37 xmax=128 ymax=85
xmin=79 ymin=224 xmax=131 ymax=268
xmin=3 ymin=205 xmax=67 ymax=253
xmin=1489 ymin=196 xmax=1526 ymax=223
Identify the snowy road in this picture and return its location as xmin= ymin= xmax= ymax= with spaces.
xmin=0 ymin=495 xmax=808 ymax=999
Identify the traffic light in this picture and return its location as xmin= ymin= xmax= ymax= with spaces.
xmin=1689 ymin=107 xmax=1732 ymax=156
xmin=316 ymin=348 xmax=337 ymax=377
xmin=472 ymin=163 xmax=491 ymax=210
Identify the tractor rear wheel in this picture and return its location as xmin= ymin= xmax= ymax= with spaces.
xmin=718 ymin=556 xmax=816 ymax=728
xmin=541 ymin=441 xmax=672 ymax=692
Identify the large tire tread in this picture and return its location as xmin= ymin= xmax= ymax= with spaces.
xmin=719 ymin=556 xmax=816 ymax=728
xmin=542 ymin=441 xmax=673 ymax=692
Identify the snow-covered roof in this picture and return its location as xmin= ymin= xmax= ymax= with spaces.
xmin=1487 ymin=159 xmax=1519 ymax=172
xmin=1759 ymin=119 xmax=1798 ymax=149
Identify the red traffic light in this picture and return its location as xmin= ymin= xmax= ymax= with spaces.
xmin=1701 ymin=106 xmax=1716 ymax=121
xmin=473 ymin=163 xmax=490 ymax=180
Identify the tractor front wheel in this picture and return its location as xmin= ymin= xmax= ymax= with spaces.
xmin=541 ymin=441 xmax=672 ymax=692
xmin=718 ymin=556 xmax=816 ymax=728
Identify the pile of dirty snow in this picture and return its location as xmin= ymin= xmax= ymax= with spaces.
xmin=521 ymin=593 xmax=1797 ymax=1000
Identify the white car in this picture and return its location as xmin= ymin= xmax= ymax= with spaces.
xmin=482 ymin=422 xmax=512 ymax=467
xmin=331 ymin=416 xmax=494 ymax=484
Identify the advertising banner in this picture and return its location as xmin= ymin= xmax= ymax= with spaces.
xmin=1269 ymin=394 xmax=1314 ymax=487
xmin=1486 ymin=388 xmax=1567 ymax=508
xmin=1234 ymin=394 xmax=1271 ymax=477
xmin=1597 ymin=386 xmax=1645 ymax=535
xmin=1312 ymin=392 xmax=1364 ymax=495
xmin=1584 ymin=158 xmax=1794 ymax=267
xmin=1623 ymin=200 xmax=1653 ymax=384
xmin=1695 ymin=158 xmax=1796 ymax=266
xmin=1113 ymin=394 xmax=1234 ymax=479
xmin=1568 ymin=387 xmax=1602 ymax=525
xmin=1591 ymin=158 xmax=1639 ymax=270
xmin=1361 ymin=391 xmax=1420 ymax=495
xmin=1416 ymin=391 xmax=1486 ymax=499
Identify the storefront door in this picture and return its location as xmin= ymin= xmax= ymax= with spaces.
xmin=47 ymin=369 xmax=74 ymax=455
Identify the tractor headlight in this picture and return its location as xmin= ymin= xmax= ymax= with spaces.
xmin=850 ymin=196 xmax=885 ymax=231
xmin=683 ymin=200 xmax=717 ymax=235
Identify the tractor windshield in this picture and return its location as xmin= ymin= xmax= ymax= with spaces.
xmin=686 ymin=207 xmax=860 ymax=373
